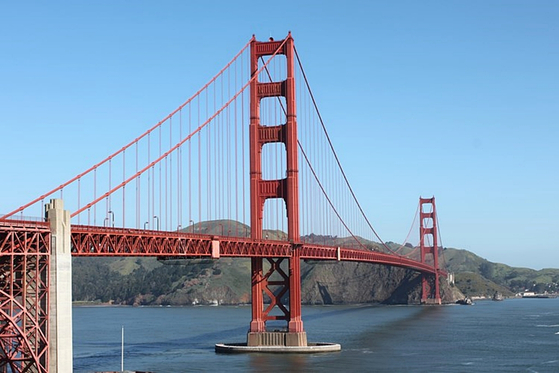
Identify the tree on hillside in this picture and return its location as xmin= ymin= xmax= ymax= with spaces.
xmin=479 ymin=262 xmax=494 ymax=280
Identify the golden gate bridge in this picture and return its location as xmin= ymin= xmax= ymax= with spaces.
xmin=0 ymin=33 xmax=446 ymax=372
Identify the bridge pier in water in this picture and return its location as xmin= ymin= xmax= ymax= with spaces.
xmin=215 ymin=33 xmax=341 ymax=353
xmin=246 ymin=32 xmax=309 ymax=348
xmin=247 ymin=254 xmax=307 ymax=347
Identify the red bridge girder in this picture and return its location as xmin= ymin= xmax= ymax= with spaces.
xmin=299 ymin=244 xmax=445 ymax=275
xmin=70 ymin=225 xmax=293 ymax=258
xmin=3 ymin=221 xmax=446 ymax=275
xmin=70 ymin=225 xmax=444 ymax=276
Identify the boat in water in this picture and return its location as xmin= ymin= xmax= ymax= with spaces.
xmin=456 ymin=297 xmax=474 ymax=305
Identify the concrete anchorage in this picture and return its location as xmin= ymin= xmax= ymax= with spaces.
xmin=46 ymin=199 xmax=73 ymax=372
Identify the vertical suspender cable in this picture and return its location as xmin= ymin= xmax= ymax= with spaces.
xmin=178 ymin=109 xmax=182 ymax=230
xmin=122 ymin=150 xmax=126 ymax=228
xmin=136 ymin=141 xmax=140 ymax=228
xmin=147 ymin=133 xmax=151 ymax=229
xmin=94 ymin=168 xmax=97 ymax=225
xmin=108 ymin=158 xmax=112 ymax=222
xmin=77 ymin=178 xmax=81 ymax=225
xmin=198 ymin=97 xmax=202 ymax=225
xmin=241 ymin=51 xmax=246 ymax=233
xmin=189 ymin=103 xmax=192 ymax=227
xmin=159 ymin=125 xmax=162 ymax=229
xmin=234 ymin=56 xmax=239 ymax=234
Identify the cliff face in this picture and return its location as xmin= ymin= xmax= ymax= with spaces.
xmin=301 ymin=261 xmax=460 ymax=305
xmin=302 ymin=262 xmax=407 ymax=304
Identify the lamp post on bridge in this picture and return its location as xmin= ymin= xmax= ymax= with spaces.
xmin=153 ymin=215 xmax=160 ymax=231
xmin=108 ymin=210 xmax=114 ymax=227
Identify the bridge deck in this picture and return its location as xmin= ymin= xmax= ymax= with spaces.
xmin=1 ymin=221 xmax=444 ymax=276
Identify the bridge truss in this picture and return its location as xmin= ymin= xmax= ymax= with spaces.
xmin=0 ymin=222 xmax=50 ymax=373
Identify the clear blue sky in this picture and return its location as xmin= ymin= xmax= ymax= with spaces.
xmin=1 ymin=1 xmax=557 ymax=269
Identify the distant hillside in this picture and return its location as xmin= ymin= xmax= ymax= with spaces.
xmin=443 ymin=248 xmax=559 ymax=296
xmin=73 ymin=256 xmax=462 ymax=306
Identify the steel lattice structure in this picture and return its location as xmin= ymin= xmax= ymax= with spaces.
xmin=0 ymin=221 xmax=50 ymax=373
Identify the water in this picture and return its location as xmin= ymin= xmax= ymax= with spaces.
xmin=73 ymin=298 xmax=559 ymax=372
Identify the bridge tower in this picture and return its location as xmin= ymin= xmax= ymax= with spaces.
xmin=419 ymin=197 xmax=442 ymax=304
xmin=248 ymin=33 xmax=307 ymax=347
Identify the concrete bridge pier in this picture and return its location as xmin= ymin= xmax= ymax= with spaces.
xmin=46 ymin=199 xmax=73 ymax=372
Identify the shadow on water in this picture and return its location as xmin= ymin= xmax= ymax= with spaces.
xmin=243 ymin=305 xmax=447 ymax=373
xmin=303 ymin=303 xmax=388 ymax=321
xmin=356 ymin=305 xmax=445 ymax=342
xmin=342 ymin=305 xmax=450 ymax=370
xmin=75 ymin=304 xmax=448 ymax=372
xmin=94 ymin=304 xmax=386 ymax=351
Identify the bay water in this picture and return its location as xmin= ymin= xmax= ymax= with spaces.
xmin=74 ymin=298 xmax=559 ymax=372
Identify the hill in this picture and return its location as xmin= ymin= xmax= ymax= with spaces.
xmin=443 ymin=248 xmax=559 ymax=297
xmin=73 ymin=255 xmax=462 ymax=306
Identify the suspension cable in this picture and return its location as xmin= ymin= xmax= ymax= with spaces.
xmin=1 ymin=37 xmax=254 ymax=221
xmin=293 ymin=46 xmax=399 ymax=255
xmin=72 ymin=37 xmax=288 ymax=218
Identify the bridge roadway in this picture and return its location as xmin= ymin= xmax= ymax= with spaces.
xmin=0 ymin=220 xmax=443 ymax=276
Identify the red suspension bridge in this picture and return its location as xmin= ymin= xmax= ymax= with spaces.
xmin=0 ymin=33 xmax=446 ymax=372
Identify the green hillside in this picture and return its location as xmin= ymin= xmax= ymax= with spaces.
xmin=443 ymin=248 xmax=559 ymax=296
